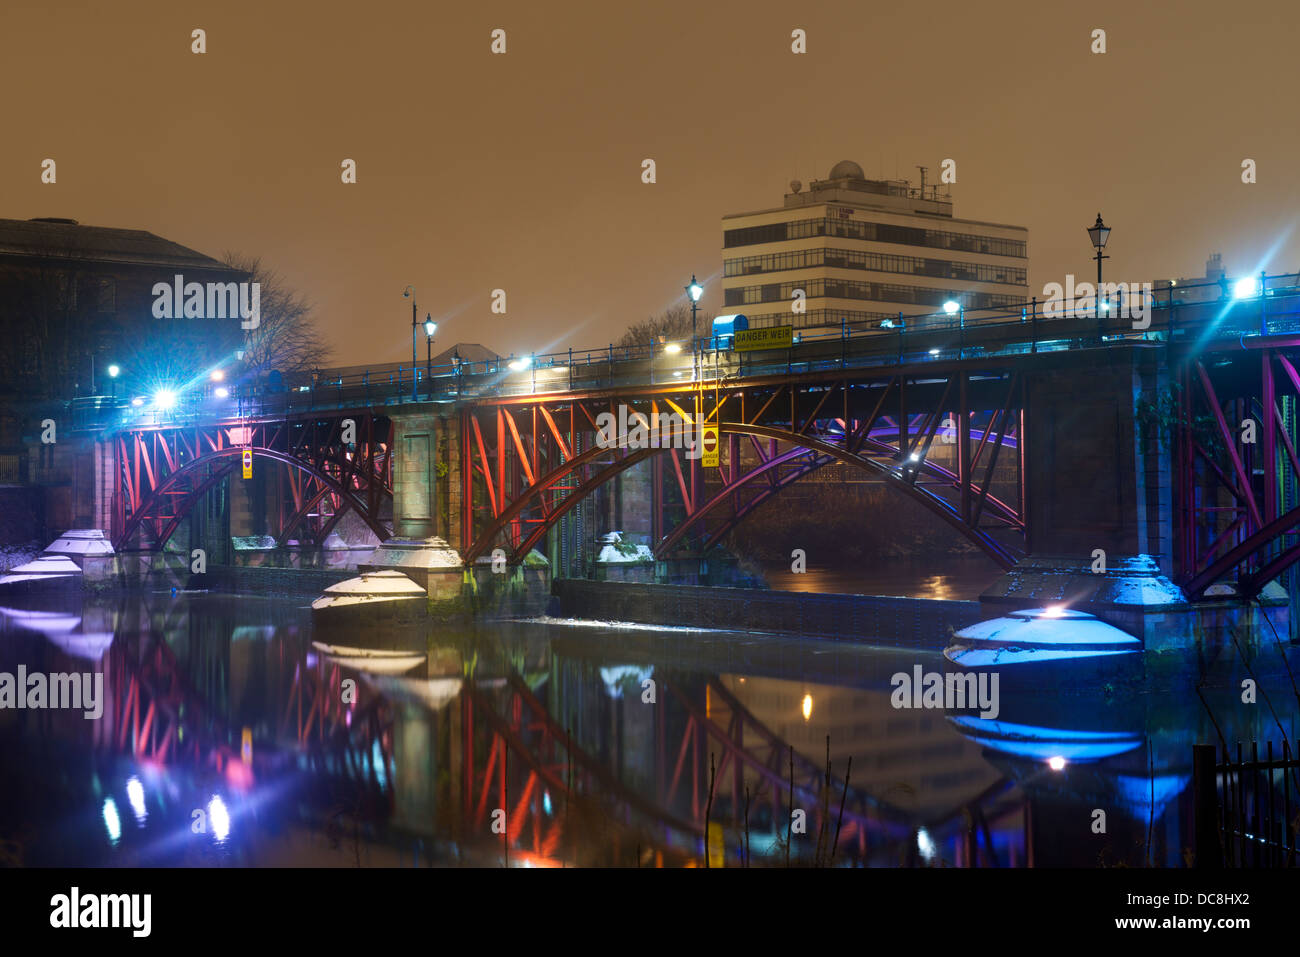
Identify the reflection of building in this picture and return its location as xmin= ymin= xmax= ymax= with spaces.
xmin=721 ymin=162 xmax=1029 ymax=338
xmin=718 ymin=674 xmax=1001 ymax=819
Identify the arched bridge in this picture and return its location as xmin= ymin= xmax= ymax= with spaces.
xmin=96 ymin=271 xmax=1300 ymax=599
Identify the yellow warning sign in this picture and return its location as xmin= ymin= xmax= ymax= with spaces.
xmin=734 ymin=326 xmax=793 ymax=351
xmin=242 ymin=450 xmax=253 ymax=480
xmin=701 ymin=425 xmax=719 ymax=468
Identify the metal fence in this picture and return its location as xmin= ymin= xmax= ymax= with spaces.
xmin=1194 ymin=741 xmax=1300 ymax=867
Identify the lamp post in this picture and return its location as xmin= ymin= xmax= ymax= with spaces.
xmin=403 ymin=285 xmax=417 ymax=399
xmin=424 ymin=316 xmax=437 ymax=399
xmin=686 ymin=275 xmax=703 ymax=378
xmin=107 ymin=363 xmax=120 ymax=400
xmin=1087 ymin=213 xmax=1111 ymax=343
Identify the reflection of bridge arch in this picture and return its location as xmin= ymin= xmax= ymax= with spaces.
xmin=462 ymin=670 xmax=914 ymax=865
xmin=462 ymin=373 xmax=1025 ymax=567
xmin=112 ymin=415 xmax=393 ymax=551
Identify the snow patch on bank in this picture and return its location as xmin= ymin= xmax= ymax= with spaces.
xmin=521 ymin=614 xmax=716 ymax=634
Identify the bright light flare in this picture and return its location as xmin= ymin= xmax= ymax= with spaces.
xmin=1048 ymin=756 xmax=1067 ymax=771
xmin=214 ymin=386 xmax=229 ymax=399
xmin=1233 ymin=277 xmax=1262 ymax=299
xmin=153 ymin=389 xmax=177 ymax=410
xmin=209 ymin=369 xmax=224 ymax=382
xmin=664 ymin=343 xmax=683 ymax=354
xmin=942 ymin=300 xmax=960 ymax=315
xmin=1042 ymin=605 xmax=1065 ymax=618
xmin=107 ymin=364 xmax=121 ymax=378
xmin=801 ymin=693 xmax=813 ymax=721
xmin=508 ymin=357 xmax=532 ymax=371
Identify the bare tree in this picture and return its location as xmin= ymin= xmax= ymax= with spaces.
xmin=223 ymin=253 xmax=332 ymax=377
xmin=615 ymin=303 xmax=712 ymax=349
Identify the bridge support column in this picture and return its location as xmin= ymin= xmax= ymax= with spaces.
xmin=393 ymin=412 xmax=441 ymax=540
xmin=982 ymin=347 xmax=1190 ymax=645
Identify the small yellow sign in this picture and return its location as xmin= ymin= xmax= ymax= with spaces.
xmin=241 ymin=450 xmax=253 ymax=480
xmin=701 ymin=425 xmax=719 ymax=468
xmin=734 ymin=326 xmax=793 ymax=351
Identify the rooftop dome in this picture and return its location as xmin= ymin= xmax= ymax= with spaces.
xmin=828 ymin=160 xmax=865 ymax=180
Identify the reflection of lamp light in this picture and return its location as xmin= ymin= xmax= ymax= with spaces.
xmin=208 ymin=795 xmax=231 ymax=842
xmin=102 ymin=797 xmax=121 ymax=844
xmin=126 ymin=776 xmax=147 ymax=822
xmin=801 ymin=693 xmax=813 ymax=721
xmin=1042 ymin=605 xmax=1065 ymax=618
xmin=917 ymin=827 xmax=935 ymax=861
xmin=665 ymin=343 xmax=682 ymax=354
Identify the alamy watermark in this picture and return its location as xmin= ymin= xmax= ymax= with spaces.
xmin=152 ymin=274 xmax=260 ymax=330
xmin=0 ymin=666 xmax=103 ymax=719
xmin=1042 ymin=274 xmax=1154 ymax=329
xmin=890 ymin=665 xmax=999 ymax=719
xmin=596 ymin=404 xmax=702 ymax=459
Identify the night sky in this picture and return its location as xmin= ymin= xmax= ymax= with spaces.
xmin=4 ymin=0 xmax=1298 ymax=365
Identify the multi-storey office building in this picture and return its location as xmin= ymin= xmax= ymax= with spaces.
xmin=721 ymin=161 xmax=1029 ymax=338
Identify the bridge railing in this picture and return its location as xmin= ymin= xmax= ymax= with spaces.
xmin=79 ymin=270 xmax=1300 ymax=427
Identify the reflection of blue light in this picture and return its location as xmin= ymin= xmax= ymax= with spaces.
xmin=126 ymin=776 xmax=147 ymax=822
xmin=372 ymin=740 xmax=387 ymax=790
xmin=599 ymin=664 xmax=654 ymax=699
xmin=543 ymin=790 xmax=553 ymax=816
xmin=103 ymin=798 xmax=121 ymax=844
xmin=947 ymin=716 xmax=1141 ymax=762
xmin=208 ymin=795 xmax=230 ymax=842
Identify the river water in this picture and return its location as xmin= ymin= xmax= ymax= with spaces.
xmin=0 ymin=582 xmax=1296 ymax=868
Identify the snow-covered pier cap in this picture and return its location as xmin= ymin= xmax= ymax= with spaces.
xmin=945 ymin=606 xmax=1142 ymax=670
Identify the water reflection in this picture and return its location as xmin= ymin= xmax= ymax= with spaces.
xmin=0 ymin=587 xmax=1295 ymax=867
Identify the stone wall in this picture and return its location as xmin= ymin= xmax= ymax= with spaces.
xmin=552 ymin=579 xmax=983 ymax=647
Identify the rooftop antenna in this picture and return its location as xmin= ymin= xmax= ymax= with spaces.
xmin=916 ymin=165 xmax=928 ymax=199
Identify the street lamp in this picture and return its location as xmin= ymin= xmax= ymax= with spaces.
xmin=686 ymin=275 xmax=703 ymax=378
xmin=403 ymin=285 xmax=417 ymax=399
xmin=107 ymin=363 xmax=120 ymax=400
xmin=686 ymin=274 xmax=703 ymax=345
xmin=1087 ymin=213 xmax=1111 ymax=342
xmin=424 ymin=315 xmax=437 ymax=399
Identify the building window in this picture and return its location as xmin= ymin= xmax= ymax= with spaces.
xmin=724 ymin=216 xmax=1027 ymax=258
xmin=723 ymin=247 xmax=1027 ymax=285
xmin=96 ymin=278 xmax=115 ymax=313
